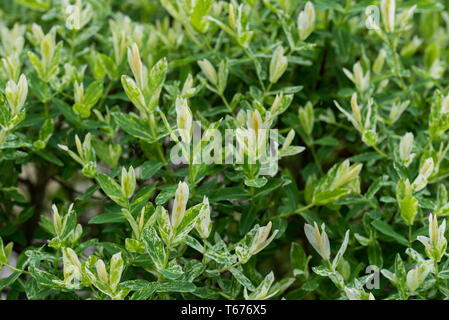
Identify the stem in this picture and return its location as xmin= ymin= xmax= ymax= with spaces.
xmin=70 ymin=29 xmax=77 ymax=62
xmin=6 ymin=264 xmax=30 ymax=275
xmin=372 ymin=144 xmax=390 ymax=159
xmin=98 ymin=81 xmax=114 ymax=109
xmin=243 ymin=47 xmax=265 ymax=90
xmin=44 ymin=82 xmax=49 ymax=118
xmin=309 ymin=142 xmax=324 ymax=174
xmin=388 ymin=35 xmax=408 ymax=97
xmin=218 ymin=91 xmax=235 ymax=116
xmin=199 ymin=33 xmax=220 ymax=60
xmin=270 ymin=203 xmax=314 ymax=220
xmin=148 ymin=112 xmax=174 ymax=179
xmin=408 ymin=225 xmax=412 ymax=249
xmin=218 ymin=261 xmax=241 ymax=273
xmin=326 ymin=259 xmax=344 ymax=291
xmin=434 ymin=260 xmax=441 ymax=288
xmin=202 ymin=239 xmax=207 ymax=264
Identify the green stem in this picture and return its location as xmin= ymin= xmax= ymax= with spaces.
xmin=270 ymin=203 xmax=314 ymax=220
xmin=388 ymin=35 xmax=408 ymax=97
xmin=408 ymin=225 xmax=412 ymax=249
xmin=199 ymin=33 xmax=220 ymax=60
xmin=218 ymin=261 xmax=242 ymax=273
xmin=6 ymin=264 xmax=30 ymax=275
xmin=243 ymin=47 xmax=265 ymax=90
xmin=372 ymin=144 xmax=390 ymax=160
xmin=309 ymin=142 xmax=323 ymax=174
xmin=326 ymin=259 xmax=344 ymax=291
xmin=218 ymin=92 xmax=235 ymax=116
xmin=98 ymin=81 xmax=114 ymax=109
xmin=202 ymin=239 xmax=207 ymax=264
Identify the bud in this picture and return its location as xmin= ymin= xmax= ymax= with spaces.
xmin=127 ymin=43 xmax=147 ymax=90
xmin=5 ymin=74 xmax=28 ymax=115
xmin=389 ymin=100 xmax=409 ymax=124
xmin=332 ymin=160 xmax=363 ymax=190
xmin=41 ymin=33 xmax=56 ymax=70
xmin=283 ymin=129 xmax=295 ymax=148
xmin=2 ymin=54 xmax=20 ymax=82
xmin=441 ymin=94 xmax=449 ymax=114
xmin=248 ymin=222 xmax=278 ymax=256
xmin=417 ymin=214 xmax=447 ymax=263
xmin=176 ymin=96 xmax=193 ymax=146
xmin=196 ymin=196 xmax=212 ymax=239
xmin=269 ymin=46 xmax=288 ymax=84
xmin=304 ymin=222 xmax=330 ymax=260
xmin=73 ymin=81 xmax=84 ymax=105
xmin=297 ymin=1 xmax=315 ymax=41
xmin=121 ymin=166 xmax=136 ymax=199
xmin=412 ymin=158 xmax=434 ymax=192
xmin=298 ymin=101 xmax=314 ymax=136
xmin=198 ymin=59 xmax=218 ymax=86
xmin=96 ymin=259 xmax=109 ymax=284
xmin=381 ymin=0 xmax=396 ymax=33
xmin=406 ymin=261 xmax=432 ymax=294
xmin=350 ymin=93 xmax=362 ymax=125
xmin=343 ymin=61 xmax=370 ymax=92
xmin=397 ymin=5 xmax=417 ymax=29
xmin=52 ymin=204 xmax=63 ymax=236
xmin=399 ymin=132 xmax=414 ymax=166
xmin=171 ymin=182 xmax=189 ymax=229
xmin=31 ymin=23 xmax=45 ymax=43
xmin=373 ymin=49 xmax=386 ymax=74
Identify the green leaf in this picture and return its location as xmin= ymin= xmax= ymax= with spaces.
xmin=89 ymin=212 xmax=126 ymax=224
xmin=157 ymin=280 xmax=196 ymax=293
xmin=229 ymin=268 xmax=256 ymax=291
xmin=112 ymin=111 xmax=156 ymax=142
xmin=96 ymin=173 xmax=128 ymax=207
xmin=130 ymin=283 xmax=158 ymax=300
xmin=371 ymin=220 xmax=408 ymax=246
xmin=171 ymin=203 xmax=205 ymax=246
xmin=142 ymin=226 xmax=166 ymax=270
xmin=0 ymin=271 xmax=21 ymax=290
xmin=146 ymin=58 xmax=167 ymax=111
xmin=313 ymin=188 xmax=350 ymax=205
xmin=121 ymin=75 xmax=147 ymax=113
xmin=84 ymin=81 xmax=104 ymax=108
xmin=159 ymin=264 xmax=183 ymax=280
xmin=141 ymin=161 xmax=165 ymax=179
xmin=332 ymin=230 xmax=350 ymax=269
xmin=244 ymin=177 xmax=268 ymax=188
xmin=190 ymin=0 xmax=213 ymax=33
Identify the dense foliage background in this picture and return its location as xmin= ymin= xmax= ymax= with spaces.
xmin=1 ymin=0 xmax=449 ymax=300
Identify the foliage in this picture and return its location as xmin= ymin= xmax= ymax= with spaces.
xmin=0 ymin=0 xmax=449 ymax=300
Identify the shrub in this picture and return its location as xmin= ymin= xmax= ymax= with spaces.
xmin=0 ymin=0 xmax=448 ymax=300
